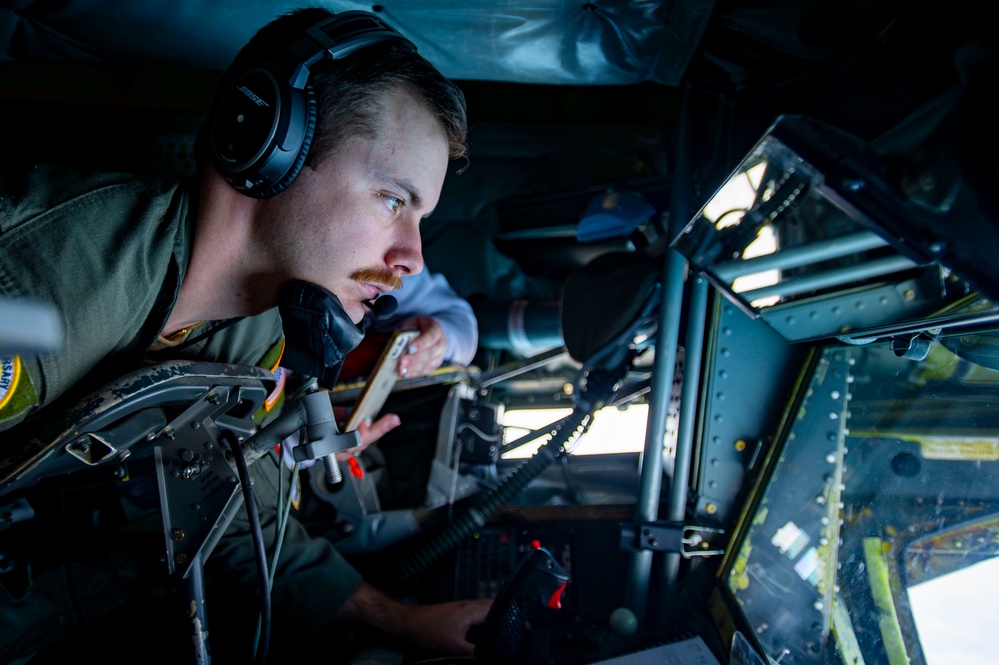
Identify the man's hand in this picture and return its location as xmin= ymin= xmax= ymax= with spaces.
xmin=331 ymin=408 xmax=401 ymax=461
xmin=338 ymin=582 xmax=493 ymax=655
xmin=397 ymin=598 xmax=494 ymax=655
xmin=396 ymin=316 xmax=447 ymax=378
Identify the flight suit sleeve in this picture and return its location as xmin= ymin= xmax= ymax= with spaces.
xmin=208 ymin=452 xmax=364 ymax=636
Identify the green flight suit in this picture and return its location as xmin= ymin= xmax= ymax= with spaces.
xmin=0 ymin=163 xmax=362 ymax=661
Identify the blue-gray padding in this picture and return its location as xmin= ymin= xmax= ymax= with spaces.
xmin=576 ymin=190 xmax=655 ymax=243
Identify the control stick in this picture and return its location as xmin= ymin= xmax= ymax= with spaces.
xmin=473 ymin=546 xmax=570 ymax=664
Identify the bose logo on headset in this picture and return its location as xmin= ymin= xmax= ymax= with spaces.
xmin=207 ymin=11 xmax=415 ymax=198
xmin=237 ymin=85 xmax=270 ymax=108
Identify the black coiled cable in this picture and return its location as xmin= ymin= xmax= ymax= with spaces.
xmin=386 ymin=408 xmax=591 ymax=592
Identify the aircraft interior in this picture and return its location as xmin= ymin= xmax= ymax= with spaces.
xmin=1 ymin=2 xmax=998 ymax=664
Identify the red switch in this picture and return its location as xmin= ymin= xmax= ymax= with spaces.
xmin=548 ymin=582 xmax=567 ymax=609
xmin=348 ymin=456 xmax=364 ymax=479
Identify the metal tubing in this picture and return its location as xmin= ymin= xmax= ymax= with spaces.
xmin=185 ymin=552 xmax=211 ymax=665
xmin=478 ymin=348 xmax=569 ymax=388
xmin=661 ymin=274 xmax=710 ymax=591
xmin=624 ymin=86 xmax=695 ymax=622
xmin=712 ymin=230 xmax=889 ymax=282
xmin=738 ymin=254 xmax=917 ymax=301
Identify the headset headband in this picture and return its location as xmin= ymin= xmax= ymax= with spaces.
xmin=208 ymin=10 xmax=416 ymax=198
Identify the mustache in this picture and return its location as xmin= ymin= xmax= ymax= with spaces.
xmin=351 ymin=268 xmax=403 ymax=291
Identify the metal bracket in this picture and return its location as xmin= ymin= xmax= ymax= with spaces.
xmin=156 ymin=386 xmax=251 ymax=578
xmin=620 ymin=521 xmax=726 ymax=558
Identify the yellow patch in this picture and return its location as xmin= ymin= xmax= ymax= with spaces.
xmin=264 ymin=339 xmax=287 ymax=412
xmin=0 ymin=355 xmax=20 ymax=410
xmin=265 ymin=366 xmax=287 ymax=411
xmin=290 ymin=470 xmax=302 ymax=511
xmin=0 ymin=355 xmax=39 ymax=422
xmin=252 ymin=338 xmax=287 ymax=425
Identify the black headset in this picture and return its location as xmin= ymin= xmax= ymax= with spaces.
xmin=206 ymin=10 xmax=416 ymax=199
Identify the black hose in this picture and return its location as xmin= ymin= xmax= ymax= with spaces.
xmin=220 ymin=429 xmax=271 ymax=665
xmin=386 ymin=408 xmax=591 ymax=592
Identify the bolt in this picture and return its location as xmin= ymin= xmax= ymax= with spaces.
xmin=734 ymin=439 xmax=746 ymax=451
xmin=118 ymin=450 xmax=131 ymax=462
xmin=171 ymin=529 xmax=185 ymax=542
xmin=705 ymin=503 xmax=718 ymax=515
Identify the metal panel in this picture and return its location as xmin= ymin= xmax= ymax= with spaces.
xmin=693 ymin=293 xmax=808 ymax=527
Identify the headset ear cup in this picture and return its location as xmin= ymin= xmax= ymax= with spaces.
xmin=250 ymin=85 xmax=317 ymax=199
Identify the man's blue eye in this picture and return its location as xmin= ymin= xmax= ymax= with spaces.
xmin=383 ymin=195 xmax=403 ymax=213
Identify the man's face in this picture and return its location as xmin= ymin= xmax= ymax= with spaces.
xmin=257 ymin=86 xmax=450 ymax=323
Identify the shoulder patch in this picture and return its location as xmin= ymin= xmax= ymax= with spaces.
xmin=0 ymin=355 xmax=39 ymax=423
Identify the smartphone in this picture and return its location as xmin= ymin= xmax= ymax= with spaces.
xmin=343 ymin=327 xmax=419 ymax=431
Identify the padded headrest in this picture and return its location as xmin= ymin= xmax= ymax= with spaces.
xmin=560 ymin=251 xmax=660 ymax=364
